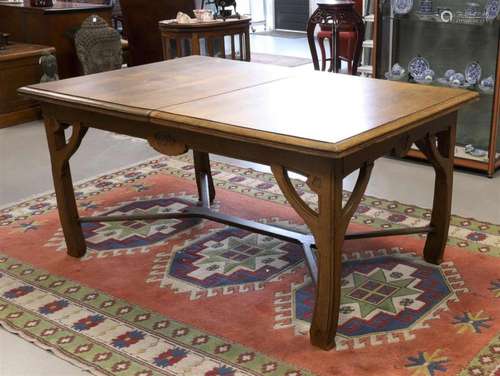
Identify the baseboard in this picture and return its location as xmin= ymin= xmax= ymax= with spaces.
xmin=0 ymin=106 xmax=41 ymax=128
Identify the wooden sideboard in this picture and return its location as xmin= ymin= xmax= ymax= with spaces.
xmin=0 ymin=1 xmax=112 ymax=78
xmin=0 ymin=42 xmax=55 ymax=128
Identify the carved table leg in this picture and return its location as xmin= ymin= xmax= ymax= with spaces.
xmin=272 ymin=162 xmax=373 ymax=350
xmin=415 ymin=123 xmax=456 ymax=264
xmin=44 ymin=117 xmax=88 ymax=258
xmin=193 ymin=151 xmax=215 ymax=206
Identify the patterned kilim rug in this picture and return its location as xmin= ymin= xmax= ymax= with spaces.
xmin=0 ymin=155 xmax=499 ymax=376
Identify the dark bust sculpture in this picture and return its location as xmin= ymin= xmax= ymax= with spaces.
xmin=39 ymin=52 xmax=59 ymax=82
xmin=74 ymin=15 xmax=122 ymax=75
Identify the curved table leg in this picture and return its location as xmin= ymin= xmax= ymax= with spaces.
xmin=45 ymin=117 xmax=88 ymax=258
xmin=271 ymin=162 xmax=373 ymax=350
xmin=415 ymin=124 xmax=456 ymax=264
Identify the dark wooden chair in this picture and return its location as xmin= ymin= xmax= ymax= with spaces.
xmin=119 ymin=0 xmax=195 ymax=66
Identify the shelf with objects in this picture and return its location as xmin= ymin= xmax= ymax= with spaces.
xmin=376 ymin=0 xmax=500 ymax=176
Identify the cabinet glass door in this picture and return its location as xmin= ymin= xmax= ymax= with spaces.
xmin=377 ymin=0 xmax=500 ymax=175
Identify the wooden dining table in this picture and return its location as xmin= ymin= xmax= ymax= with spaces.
xmin=19 ymin=56 xmax=477 ymax=350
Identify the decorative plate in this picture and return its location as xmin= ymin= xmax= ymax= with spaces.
xmin=465 ymin=61 xmax=482 ymax=84
xmin=485 ymin=0 xmax=499 ymax=21
xmin=393 ymin=0 xmax=413 ymax=15
xmin=408 ymin=56 xmax=430 ymax=78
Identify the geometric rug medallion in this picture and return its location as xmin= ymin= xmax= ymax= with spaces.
xmin=45 ymin=195 xmax=200 ymax=259
xmin=82 ymin=197 xmax=199 ymax=251
xmin=279 ymin=251 xmax=467 ymax=350
xmin=153 ymin=227 xmax=304 ymax=299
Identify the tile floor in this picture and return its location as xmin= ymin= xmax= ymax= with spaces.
xmin=0 ymin=33 xmax=499 ymax=376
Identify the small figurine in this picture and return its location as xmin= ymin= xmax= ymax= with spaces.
xmin=449 ymin=72 xmax=465 ymax=87
xmin=479 ymin=75 xmax=495 ymax=93
xmin=215 ymin=0 xmax=239 ymax=19
xmin=464 ymin=144 xmax=487 ymax=158
xmin=39 ymin=52 xmax=59 ymax=82
xmin=385 ymin=63 xmax=406 ymax=80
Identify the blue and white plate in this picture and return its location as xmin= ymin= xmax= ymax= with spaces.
xmin=393 ymin=0 xmax=413 ymax=15
xmin=485 ymin=0 xmax=499 ymax=21
xmin=408 ymin=56 xmax=430 ymax=78
xmin=465 ymin=61 xmax=482 ymax=85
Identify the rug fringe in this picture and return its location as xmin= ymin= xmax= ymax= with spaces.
xmin=0 ymin=319 xmax=108 ymax=376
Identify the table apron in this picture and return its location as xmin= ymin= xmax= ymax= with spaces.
xmin=41 ymin=103 xmax=458 ymax=179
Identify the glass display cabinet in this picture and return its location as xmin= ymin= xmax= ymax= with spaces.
xmin=376 ymin=0 xmax=500 ymax=176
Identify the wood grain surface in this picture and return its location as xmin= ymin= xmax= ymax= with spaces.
xmin=19 ymin=56 xmax=477 ymax=155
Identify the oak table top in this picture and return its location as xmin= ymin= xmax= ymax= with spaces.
xmin=19 ymin=55 xmax=477 ymax=157
xmin=18 ymin=55 xmax=477 ymax=351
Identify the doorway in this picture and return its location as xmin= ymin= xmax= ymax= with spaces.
xmin=274 ymin=0 xmax=309 ymax=31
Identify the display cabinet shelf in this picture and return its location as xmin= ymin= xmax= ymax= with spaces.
xmin=376 ymin=0 xmax=500 ymax=177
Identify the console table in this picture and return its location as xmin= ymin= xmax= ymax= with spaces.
xmin=0 ymin=1 xmax=112 ymax=78
xmin=159 ymin=17 xmax=251 ymax=61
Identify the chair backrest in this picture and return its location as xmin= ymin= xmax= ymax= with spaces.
xmin=75 ymin=15 xmax=123 ymax=75
xmin=119 ymin=0 xmax=195 ymax=66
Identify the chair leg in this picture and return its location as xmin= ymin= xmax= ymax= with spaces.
xmin=318 ymin=36 xmax=327 ymax=72
xmin=328 ymin=37 xmax=334 ymax=72
xmin=335 ymin=58 xmax=340 ymax=73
